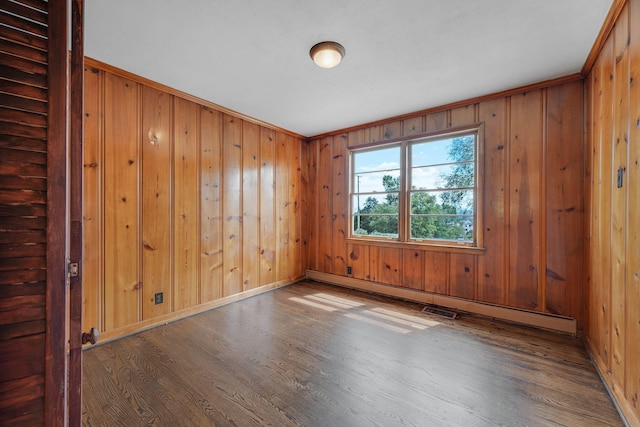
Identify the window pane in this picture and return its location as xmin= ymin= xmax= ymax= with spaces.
xmin=352 ymin=194 xmax=398 ymax=215
xmin=352 ymin=194 xmax=399 ymax=237
xmin=411 ymin=189 xmax=474 ymax=214
xmin=354 ymin=146 xmax=400 ymax=173
xmin=353 ymin=147 xmax=401 ymax=193
xmin=410 ymin=215 xmax=473 ymax=241
xmin=352 ymin=146 xmax=401 ymax=238
xmin=353 ymin=214 xmax=398 ymax=238
xmin=412 ymin=135 xmax=475 ymax=167
xmin=354 ymin=170 xmax=401 ymax=194
xmin=412 ymin=139 xmax=453 ymax=167
xmin=350 ymin=130 xmax=477 ymax=245
xmin=412 ymin=163 xmax=474 ymax=190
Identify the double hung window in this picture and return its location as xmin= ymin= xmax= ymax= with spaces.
xmin=350 ymin=127 xmax=480 ymax=247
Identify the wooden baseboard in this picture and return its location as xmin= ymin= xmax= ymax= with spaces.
xmin=306 ymin=270 xmax=577 ymax=335
xmin=89 ymin=276 xmax=304 ymax=346
xmin=585 ymin=338 xmax=637 ymax=427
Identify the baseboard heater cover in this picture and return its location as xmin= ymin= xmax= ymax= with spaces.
xmin=306 ymin=270 xmax=576 ymax=335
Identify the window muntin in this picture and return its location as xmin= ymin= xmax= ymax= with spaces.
xmin=350 ymin=130 xmax=478 ymax=246
xmin=409 ymin=135 xmax=475 ymax=243
xmin=351 ymin=145 xmax=401 ymax=238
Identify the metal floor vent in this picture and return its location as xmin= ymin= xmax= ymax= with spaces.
xmin=421 ymin=304 xmax=457 ymax=319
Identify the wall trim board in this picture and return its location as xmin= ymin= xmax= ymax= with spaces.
xmin=585 ymin=338 xmax=637 ymax=427
xmin=84 ymin=57 xmax=306 ymax=140
xmin=86 ymin=276 xmax=305 ymax=346
xmin=306 ymin=270 xmax=577 ymax=335
xmin=582 ymin=0 xmax=628 ymax=75
xmin=308 ymin=73 xmax=583 ymax=140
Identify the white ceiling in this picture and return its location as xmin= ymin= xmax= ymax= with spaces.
xmin=85 ymin=0 xmax=612 ymax=137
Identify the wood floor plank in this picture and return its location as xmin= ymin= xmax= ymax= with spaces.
xmin=82 ymin=281 xmax=622 ymax=426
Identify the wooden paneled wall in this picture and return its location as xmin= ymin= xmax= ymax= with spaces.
xmin=585 ymin=0 xmax=640 ymax=424
xmin=83 ymin=59 xmax=307 ymax=338
xmin=307 ymin=79 xmax=585 ymax=326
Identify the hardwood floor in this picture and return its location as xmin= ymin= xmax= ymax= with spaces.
xmin=82 ymin=281 xmax=622 ymax=426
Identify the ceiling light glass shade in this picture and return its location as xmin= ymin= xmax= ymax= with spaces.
xmin=310 ymin=41 xmax=345 ymax=68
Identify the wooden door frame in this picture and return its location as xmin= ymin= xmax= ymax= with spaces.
xmin=45 ymin=0 xmax=70 ymax=424
xmin=44 ymin=0 xmax=85 ymax=425
xmin=68 ymin=0 xmax=85 ymax=424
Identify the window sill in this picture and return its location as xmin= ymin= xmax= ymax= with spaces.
xmin=346 ymin=237 xmax=487 ymax=255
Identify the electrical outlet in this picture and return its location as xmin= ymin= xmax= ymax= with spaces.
xmin=154 ymin=292 xmax=163 ymax=305
xmin=347 ymin=266 xmax=352 ymax=275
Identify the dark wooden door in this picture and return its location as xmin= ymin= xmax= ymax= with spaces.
xmin=0 ymin=0 xmax=74 ymax=425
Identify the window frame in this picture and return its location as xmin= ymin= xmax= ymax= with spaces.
xmin=348 ymin=124 xmax=484 ymax=252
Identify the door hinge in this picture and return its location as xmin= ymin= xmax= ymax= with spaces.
xmin=68 ymin=262 xmax=79 ymax=277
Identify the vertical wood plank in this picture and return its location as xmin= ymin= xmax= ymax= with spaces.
xmin=332 ymin=134 xmax=348 ymax=276
xmin=383 ymin=120 xmax=402 ymax=140
xmin=450 ymin=104 xmax=476 ymax=127
xmin=299 ymin=139 xmax=309 ymax=277
xmin=366 ymin=125 xmax=383 ymax=143
xmin=598 ymin=36 xmax=615 ymax=367
xmin=103 ymin=74 xmax=139 ymax=330
xmin=347 ymin=243 xmax=369 ymax=280
xmin=625 ymin=0 xmax=640 ymax=415
xmin=545 ymin=82 xmax=584 ymax=321
xmin=369 ymin=246 xmax=380 ymax=283
xmin=275 ymin=132 xmax=290 ymax=281
xmin=242 ymin=121 xmax=260 ymax=290
xmin=289 ymin=136 xmax=302 ymax=279
xmin=583 ymin=73 xmax=593 ymax=339
xmin=508 ymin=91 xmax=543 ymax=311
xmin=173 ymin=97 xmax=199 ymax=310
xmin=259 ymin=128 xmax=276 ymax=285
xmin=82 ymin=66 xmax=102 ymax=331
xmin=141 ymin=86 xmax=172 ymax=319
xmin=402 ymin=248 xmax=424 ymax=290
xmin=402 ymin=116 xmax=425 ymax=137
xmin=377 ymin=247 xmax=402 ymax=286
xmin=610 ymin=7 xmax=629 ymax=383
xmin=347 ymin=128 xmax=366 ymax=147
xmin=449 ymin=253 xmax=475 ymax=299
xmin=200 ymin=107 xmax=223 ymax=302
xmin=426 ymin=111 xmax=447 ymax=132
xmin=306 ymin=140 xmax=319 ymax=271
xmin=477 ymin=98 xmax=507 ymax=305
xmin=318 ymin=137 xmax=333 ymax=273
xmin=222 ymin=114 xmax=242 ymax=296
xmin=424 ymin=252 xmax=448 ymax=294
xmin=587 ymin=50 xmax=604 ymax=355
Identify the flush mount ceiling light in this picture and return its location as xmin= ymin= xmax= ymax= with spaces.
xmin=310 ymin=41 xmax=345 ymax=69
